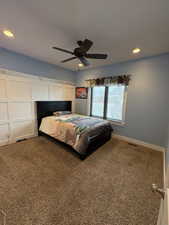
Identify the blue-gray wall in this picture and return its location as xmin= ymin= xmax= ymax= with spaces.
xmin=0 ymin=48 xmax=75 ymax=84
xmin=76 ymin=53 xmax=169 ymax=147
xmin=0 ymin=47 xmax=169 ymax=147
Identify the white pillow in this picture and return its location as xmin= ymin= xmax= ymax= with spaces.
xmin=53 ymin=111 xmax=71 ymax=116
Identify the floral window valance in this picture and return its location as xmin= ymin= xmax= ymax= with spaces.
xmin=86 ymin=74 xmax=131 ymax=87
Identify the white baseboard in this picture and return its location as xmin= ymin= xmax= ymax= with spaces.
xmin=9 ymin=134 xmax=38 ymax=145
xmin=0 ymin=134 xmax=37 ymax=147
xmin=0 ymin=140 xmax=8 ymax=147
xmin=112 ymin=134 xmax=165 ymax=152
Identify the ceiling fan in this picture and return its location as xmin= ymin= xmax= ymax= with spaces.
xmin=52 ymin=39 xmax=108 ymax=67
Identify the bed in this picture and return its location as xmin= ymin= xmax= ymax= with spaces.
xmin=37 ymin=101 xmax=113 ymax=159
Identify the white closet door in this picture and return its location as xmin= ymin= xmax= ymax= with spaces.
xmin=0 ymin=77 xmax=9 ymax=145
xmin=49 ymin=85 xmax=64 ymax=100
xmin=7 ymin=80 xmax=31 ymax=101
xmin=32 ymin=82 xmax=48 ymax=101
xmin=59 ymin=86 xmax=75 ymax=100
xmin=0 ymin=78 xmax=7 ymax=100
xmin=0 ymin=102 xmax=8 ymax=122
xmin=11 ymin=120 xmax=34 ymax=141
xmin=8 ymin=102 xmax=33 ymax=121
xmin=0 ymin=124 xmax=9 ymax=146
xmin=67 ymin=87 xmax=75 ymax=100
xmin=0 ymin=70 xmax=75 ymax=146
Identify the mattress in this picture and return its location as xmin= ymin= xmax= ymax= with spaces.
xmin=39 ymin=113 xmax=112 ymax=154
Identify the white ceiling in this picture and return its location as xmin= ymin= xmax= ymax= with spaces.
xmin=0 ymin=0 xmax=169 ymax=71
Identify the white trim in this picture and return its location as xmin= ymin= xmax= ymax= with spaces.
xmin=87 ymin=88 xmax=91 ymax=116
xmin=0 ymin=68 xmax=75 ymax=86
xmin=0 ymin=140 xmax=9 ymax=147
xmin=113 ymin=134 xmax=165 ymax=152
xmin=166 ymin=165 xmax=169 ymax=188
xmin=121 ymin=85 xmax=128 ymax=123
xmin=163 ymin=149 xmax=166 ymax=188
xmin=8 ymin=134 xmax=38 ymax=145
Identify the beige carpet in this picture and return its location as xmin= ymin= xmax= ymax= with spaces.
xmin=0 ymin=137 xmax=163 ymax=225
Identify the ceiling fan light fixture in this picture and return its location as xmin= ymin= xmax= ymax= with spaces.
xmin=78 ymin=63 xmax=84 ymax=67
xmin=132 ymin=48 xmax=141 ymax=54
xmin=3 ymin=29 xmax=14 ymax=38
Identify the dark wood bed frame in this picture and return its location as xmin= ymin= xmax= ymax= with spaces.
xmin=36 ymin=101 xmax=112 ymax=160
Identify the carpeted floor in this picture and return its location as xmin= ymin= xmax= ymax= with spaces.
xmin=0 ymin=137 xmax=163 ymax=225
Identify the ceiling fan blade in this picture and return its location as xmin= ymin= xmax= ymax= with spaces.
xmin=85 ymin=53 xmax=107 ymax=59
xmin=52 ymin=47 xmax=73 ymax=55
xmin=61 ymin=57 xmax=77 ymax=63
xmin=82 ymin=39 xmax=93 ymax=52
xmin=79 ymin=57 xmax=90 ymax=66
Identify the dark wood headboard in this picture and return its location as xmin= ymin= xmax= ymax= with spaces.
xmin=36 ymin=101 xmax=72 ymax=128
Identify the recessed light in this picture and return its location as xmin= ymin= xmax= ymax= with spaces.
xmin=78 ymin=63 xmax=83 ymax=67
xmin=3 ymin=29 xmax=14 ymax=38
xmin=132 ymin=48 xmax=141 ymax=54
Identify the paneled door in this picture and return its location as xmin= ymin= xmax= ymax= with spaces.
xmin=0 ymin=76 xmax=9 ymax=146
xmin=0 ymin=69 xmax=75 ymax=146
xmin=157 ymin=189 xmax=169 ymax=225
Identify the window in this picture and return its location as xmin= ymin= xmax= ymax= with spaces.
xmin=91 ymin=86 xmax=105 ymax=117
xmin=91 ymin=85 xmax=127 ymax=123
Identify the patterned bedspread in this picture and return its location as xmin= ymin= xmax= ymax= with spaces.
xmin=39 ymin=114 xmax=112 ymax=154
